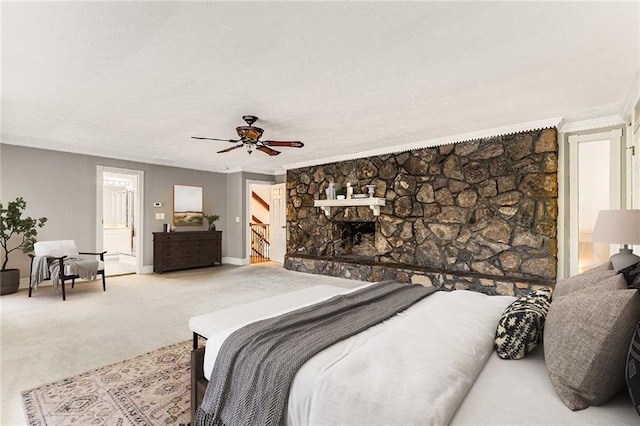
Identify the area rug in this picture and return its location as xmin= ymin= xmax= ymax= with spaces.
xmin=22 ymin=340 xmax=191 ymax=425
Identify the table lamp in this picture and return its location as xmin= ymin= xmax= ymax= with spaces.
xmin=591 ymin=209 xmax=640 ymax=270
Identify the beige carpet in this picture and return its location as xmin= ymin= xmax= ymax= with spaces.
xmin=22 ymin=340 xmax=191 ymax=426
xmin=2 ymin=263 xmax=362 ymax=425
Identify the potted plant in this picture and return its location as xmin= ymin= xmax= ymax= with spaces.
xmin=204 ymin=213 xmax=220 ymax=231
xmin=335 ymin=188 xmax=347 ymax=199
xmin=0 ymin=197 xmax=47 ymax=295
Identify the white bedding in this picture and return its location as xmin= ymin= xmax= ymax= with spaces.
xmin=201 ymin=288 xmax=515 ymax=425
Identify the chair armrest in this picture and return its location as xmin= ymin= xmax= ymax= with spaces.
xmin=30 ymin=254 xmax=67 ymax=260
xmin=79 ymin=251 xmax=107 ymax=261
xmin=28 ymin=254 xmax=66 ymax=272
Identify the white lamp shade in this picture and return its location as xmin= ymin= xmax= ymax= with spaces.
xmin=591 ymin=209 xmax=640 ymax=245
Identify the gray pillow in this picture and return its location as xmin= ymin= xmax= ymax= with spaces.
xmin=553 ymin=269 xmax=618 ymax=299
xmin=544 ymin=289 xmax=640 ymax=410
xmin=554 ymin=273 xmax=627 ymax=300
xmin=582 ymin=262 xmax=613 ymax=275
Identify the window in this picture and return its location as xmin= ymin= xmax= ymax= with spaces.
xmin=568 ymin=129 xmax=623 ymax=274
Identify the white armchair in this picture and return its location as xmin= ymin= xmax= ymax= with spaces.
xmin=29 ymin=240 xmax=106 ymax=301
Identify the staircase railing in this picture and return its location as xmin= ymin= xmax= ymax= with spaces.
xmin=250 ymin=223 xmax=270 ymax=263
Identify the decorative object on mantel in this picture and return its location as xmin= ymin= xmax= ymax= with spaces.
xmin=192 ymin=115 xmax=304 ymax=156
xmin=325 ymin=183 xmax=336 ymax=200
xmin=204 ymin=213 xmax=220 ymax=231
xmin=0 ymin=197 xmax=47 ymax=295
xmin=366 ymin=184 xmax=376 ymax=198
xmin=314 ymin=198 xmax=386 ymax=217
xmin=591 ymin=209 xmax=640 ymax=270
xmin=335 ymin=187 xmax=347 ymax=200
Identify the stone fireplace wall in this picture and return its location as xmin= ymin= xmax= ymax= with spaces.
xmin=285 ymin=128 xmax=558 ymax=296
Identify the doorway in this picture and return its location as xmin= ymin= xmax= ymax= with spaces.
xmin=96 ymin=166 xmax=144 ymax=276
xmin=248 ymin=182 xmax=272 ymax=263
xmin=245 ymin=180 xmax=286 ymax=264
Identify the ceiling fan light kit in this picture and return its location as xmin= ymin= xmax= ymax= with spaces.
xmin=192 ymin=115 xmax=304 ymax=156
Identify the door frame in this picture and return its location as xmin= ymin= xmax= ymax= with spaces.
xmin=96 ymin=165 xmax=145 ymax=274
xmin=245 ymin=179 xmax=275 ymax=262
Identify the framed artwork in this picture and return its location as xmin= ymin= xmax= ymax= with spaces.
xmin=173 ymin=184 xmax=203 ymax=226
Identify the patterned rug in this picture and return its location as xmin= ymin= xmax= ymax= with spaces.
xmin=22 ymin=340 xmax=191 ymax=425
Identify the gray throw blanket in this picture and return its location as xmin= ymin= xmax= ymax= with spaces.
xmin=67 ymin=260 xmax=99 ymax=281
xmin=196 ymin=280 xmax=436 ymax=426
xmin=39 ymin=258 xmax=99 ymax=290
xmin=30 ymin=256 xmax=50 ymax=289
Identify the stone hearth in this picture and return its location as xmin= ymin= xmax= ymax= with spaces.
xmin=285 ymin=128 xmax=558 ymax=296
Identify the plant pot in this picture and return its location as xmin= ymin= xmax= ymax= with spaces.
xmin=0 ymin=269 xmax=20 ymax=295
xmin=208 ymin=223 xmax=216 ymax=231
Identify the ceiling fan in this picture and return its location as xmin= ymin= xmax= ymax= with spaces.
xmin=192 ymin=115 xmax=304 ymax=156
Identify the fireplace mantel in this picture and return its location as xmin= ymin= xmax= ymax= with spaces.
xmin=314 ymin=198 xmax=386 ymax=217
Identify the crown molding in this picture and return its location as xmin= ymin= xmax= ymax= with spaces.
xmin=282 ymin=117 xmax=562 ymax=171
xmin=558 ymin=115 xmax=625 ymax=134
xmin=233 ymin=165 xmax=279 ymax=176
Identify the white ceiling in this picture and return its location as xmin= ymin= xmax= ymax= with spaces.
xmin=2 ymin=1 xmax=638 ymax=175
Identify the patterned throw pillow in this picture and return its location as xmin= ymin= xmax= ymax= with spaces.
xmin=495 ymin=288 xmax=552 ymax=360
xmin=627 ymin=321 xmax=640 ymax=416
xmin=620 ymin=262 xmax=640 ymax=289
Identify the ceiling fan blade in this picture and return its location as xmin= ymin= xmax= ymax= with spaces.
xmin=262 ymin=140 xmax=304 ymax=148
xmin=256 ymin=145 xmax=281 ymax=156
xmin=217 ymin=144 xmax=244 ymax=154
xmin=192 ymin=137 xmax=241 ymax=142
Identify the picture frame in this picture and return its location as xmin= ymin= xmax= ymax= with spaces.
xmin=173 ymin=184 xmax=203 ymax=226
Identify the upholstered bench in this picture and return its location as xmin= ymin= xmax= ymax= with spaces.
xmin=188 ymin=284 xmax=351 ymax=349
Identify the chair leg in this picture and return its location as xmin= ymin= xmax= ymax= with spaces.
xmin=71 ymin=278 xmax=75 ymax=288
xmin=101 ymin=272 xmax=106 ymax=291
xmin=28 ymin=256 xmax=34 ymax=298
xmin=61 ymin=280 xmax=66 ymax=301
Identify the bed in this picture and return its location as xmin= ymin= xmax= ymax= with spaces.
xmin=189 ymin=277 xmax=639 ymax=425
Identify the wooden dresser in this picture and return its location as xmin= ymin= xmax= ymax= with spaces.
xmin=153 ymin=231 xmax=222 ymax=273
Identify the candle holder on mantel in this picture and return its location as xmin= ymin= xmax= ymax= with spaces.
xmin=366 ymin=185 xmax=376 ymax=198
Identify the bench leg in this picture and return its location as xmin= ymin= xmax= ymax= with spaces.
xmin=191 ymin=346 xmax=206 ymax=424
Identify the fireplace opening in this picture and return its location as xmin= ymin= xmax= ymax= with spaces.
xmin=335 ymin=222 xmax=376 ymax=260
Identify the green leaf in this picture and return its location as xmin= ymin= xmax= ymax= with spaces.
xmin=0 ymin=197 xmax=47 ymax=270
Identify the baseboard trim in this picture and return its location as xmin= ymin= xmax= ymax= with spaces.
xmin=222 ymin=257 xmax=249 ymax=266
xmin=19 ymin=277 xmax=32 ymax=290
